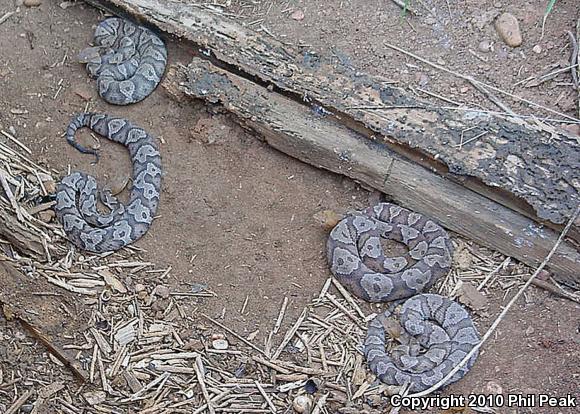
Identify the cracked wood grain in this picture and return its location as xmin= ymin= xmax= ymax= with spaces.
xmin=164 ymin=59 xmax=580 ymax=287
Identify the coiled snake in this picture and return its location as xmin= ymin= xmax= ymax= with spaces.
xmin=55 ymin=17 xmax=165 ymax=252
xmin=327 ymin=203 xmax=480 ymax=392
xmin=78 ymin=17 xmax=167 ymax=105
xmin=365 ymin=294 xmax=480 ymax=392
xmin=55 ymin=113 xmax=162 ymax=253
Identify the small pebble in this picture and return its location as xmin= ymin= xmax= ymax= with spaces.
xmin=525 ymin=326 xmax=535 ymax=336
xmin=482 ymin=380 xmax=503 ymax=395
xmin=532 ymin=44 xmax=542 ymax=54
xmin=38 ymin=209 xmax=55 ymax=223
xmin=155 ymin=285 xmax=170 ymax=299
xmin=290 ymin=9 xmax=305 ymax=21
xmin=23 ymin=0 xmax=42 ymax=6
xmin=478 ymin=40 xmax=494 ymax=53
xmin=292 ymin=395 xmax=312 ymax=413
xmin=212 ymin=338 xmax=229 ymax=350
xmin=495 ymin=13 xmax=522 ymax=47
xmin=134 ymin=283 xmax=146 ymax=293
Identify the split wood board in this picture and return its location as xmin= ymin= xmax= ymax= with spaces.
xmin=164 ymin=59 xmax=580 ymax=287
xmin=0 ymin=204 xmax=48 ymax=262
xmin=83 ymin=0 xmax=580 ymax=285
xmin=84 ymin=0 xmax=580 ymax=233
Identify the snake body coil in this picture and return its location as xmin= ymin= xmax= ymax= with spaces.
xmin=79 ymin=17 xmax=167 ymax=105
xmin=327 ymin=203 xmax=453 ymax=302
xmin=55 ymin=113 xmax=162 ymax=253
xmin=365 ymin=294 xmax=480 ymax=392
xmin=327 ymin=203 xmax=480 ymax=391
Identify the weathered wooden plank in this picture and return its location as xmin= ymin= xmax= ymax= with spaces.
xmin=163 ymin=59 xmax=580 ymax=287
xmin=84 ymin=0 xmax=580 ymax=231
xmin=0 ymin=204 xmax=47 ymax=261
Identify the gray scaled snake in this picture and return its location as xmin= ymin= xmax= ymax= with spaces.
xmin=78 ymin=17 xmax=167 ymax=105
xmin=327 ymin=202 xmax=480 ymax=392
xmin=55 ymin=113 xmax=162 ymax=253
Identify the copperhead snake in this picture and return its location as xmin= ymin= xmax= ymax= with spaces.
xmin=55 ymin=17 xmax=166 ymax=252
xmin=78 ymin=17 xmax=167 ymax=105
xmin=55 ymin=113 xmax=162 ymax=253
xmin=327 ymin=203 xmax=480 ymax=392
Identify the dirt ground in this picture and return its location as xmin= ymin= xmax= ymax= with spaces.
xmin=0 ymin=0 xmax=579 ymax=413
